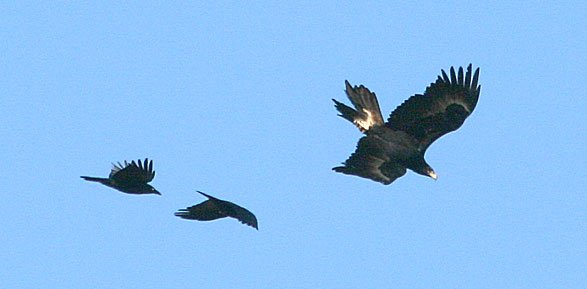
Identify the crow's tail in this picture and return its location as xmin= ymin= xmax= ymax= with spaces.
xmin=80 ymin=176 xmax=110 ymax=185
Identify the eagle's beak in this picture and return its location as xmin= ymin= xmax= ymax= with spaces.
xmin=428 ymin=171 xmax=438 ymax=180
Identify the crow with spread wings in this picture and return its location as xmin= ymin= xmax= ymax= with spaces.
xmin=175 ymin=191 xmax=258 ymax=230
xmin=81 ymin=158 xmax=160 ymax=195
xmin=332 ymin=64 xmax=481 ymax=185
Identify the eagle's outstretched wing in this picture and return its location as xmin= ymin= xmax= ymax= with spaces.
xmin=387 ymin=64 xmax=480 ymax=150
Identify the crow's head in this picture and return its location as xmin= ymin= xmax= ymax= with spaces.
xmin=138 ymin=184 xmax=161 ymax=195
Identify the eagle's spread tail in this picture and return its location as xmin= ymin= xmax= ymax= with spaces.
xmin=333 ymin=80 xmax=384 ymax=133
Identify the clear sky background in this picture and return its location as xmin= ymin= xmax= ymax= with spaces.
xmin=2 ymin=1 xmax=586 ymax=288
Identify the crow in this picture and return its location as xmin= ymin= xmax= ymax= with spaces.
xmin=175 ymin=191 xmax=258 ymax=230
xmin=81 ymin=158 xmax=160 ymax=195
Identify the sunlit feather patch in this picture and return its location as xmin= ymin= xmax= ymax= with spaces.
xmin=353 ymin=109 xmax=378 ymax=131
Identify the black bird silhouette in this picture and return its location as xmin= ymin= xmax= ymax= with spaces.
xmin=81 ymin=158 xmax=160 ymax=195
xmin=332 ymin=64 xmax=481 ymax=185
xmin=175 ymin=191 xmax=258 ymax=230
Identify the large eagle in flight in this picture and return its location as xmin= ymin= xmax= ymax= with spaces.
xmin=332 ymin=64 xmax=481 ymax=185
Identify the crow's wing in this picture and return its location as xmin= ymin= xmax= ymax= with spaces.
xmin=222 ymin=200 xmax=258 ymax=229
xmin=110 ymin=158 xmax=155 ymax=184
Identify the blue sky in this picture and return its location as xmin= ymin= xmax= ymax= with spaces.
xmin=2 ymin=1 xmax=586 ymax=288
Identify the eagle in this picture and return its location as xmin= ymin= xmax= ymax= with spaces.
xmin=175 ymin=191 xmax=258 ymax=230
xmin=81 ymin=158 xmax=161 ymax=195
xmin=332 ymin=64 xmax=481 ymax=185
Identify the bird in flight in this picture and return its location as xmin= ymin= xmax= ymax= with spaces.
xmin=81 ymin=158 xmax=160 ymax=195
xmin=175 ymin=191 xmax=258 ymax=230
xmin=332 ymin=64 xmax=481 ymax=185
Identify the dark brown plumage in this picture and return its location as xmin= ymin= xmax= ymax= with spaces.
xmin=175 ymin=191 xmax=258 ymax=230
xmin=332 ymin=64 xmax=481 ymax=185
xmin=81 ymin=158 xmax=160 ymax=195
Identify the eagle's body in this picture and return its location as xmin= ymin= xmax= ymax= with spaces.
xmin=333 ymin=64 xmax=481 ymax=185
